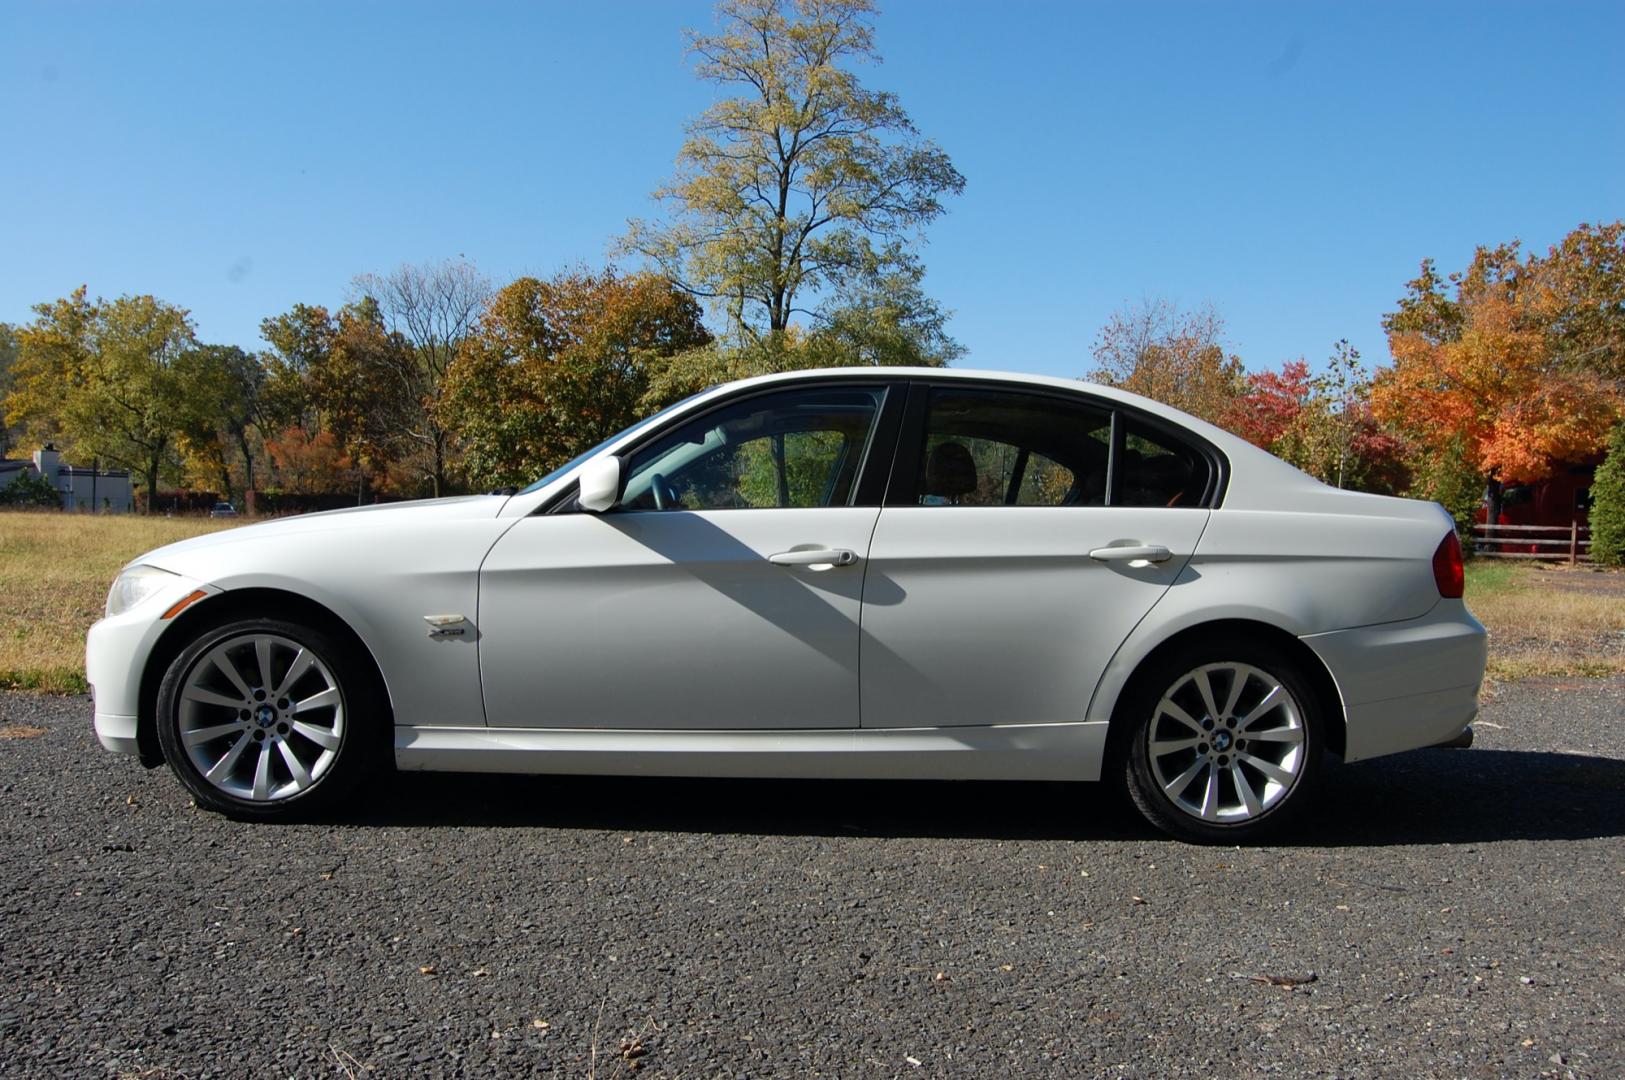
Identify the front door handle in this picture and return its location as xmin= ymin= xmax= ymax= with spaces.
xmin=1088 ymin=543 xmax=1173 ymax=564
xmin=768 ymin=548 xmax=858 ymax=568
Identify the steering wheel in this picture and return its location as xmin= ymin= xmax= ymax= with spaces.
xmin=650 ymin=472 xmax=680 ymax=511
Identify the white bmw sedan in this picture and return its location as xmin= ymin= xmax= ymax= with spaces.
xmin=87 ymin=368 xmax=1487 ymax=842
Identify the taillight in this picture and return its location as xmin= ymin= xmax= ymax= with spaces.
xmin=1432 ymin=531 xmax=1464 ymax=598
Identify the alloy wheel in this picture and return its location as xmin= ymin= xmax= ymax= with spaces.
xmin=1144 ymin=661 xmax=1307 ymax=824
xmin=175 ymin=632 xmax=345 ymax=803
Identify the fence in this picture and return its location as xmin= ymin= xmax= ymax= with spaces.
xmin=1471 ymin=522 xmax=1592 ymax=564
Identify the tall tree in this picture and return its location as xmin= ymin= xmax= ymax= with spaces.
xmin=351 ymin=259 xmax=491 ymax=496
xmin=5 ymin=289 xmax=205 ymax=512
xmin=439 ymin=270 xmax=712 ymax=489
xmin=1089 ymin=299 xmax=1246 ymax=425
xmin=259 ymin=302 xmax=335 ymax=434
xmin=173 ymin=344 xmax=263 ymax=500
xmin=623 ymin=0 xmax=964 ymax=347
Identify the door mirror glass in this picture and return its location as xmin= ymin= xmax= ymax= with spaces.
xmin=577 ymin=455 xmax=624 ymax=513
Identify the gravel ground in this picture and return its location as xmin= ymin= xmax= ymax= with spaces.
xmin=2 ymin=680 xmax=1623 ymax=1079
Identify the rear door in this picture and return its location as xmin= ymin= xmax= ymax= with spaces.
xmin=859 ymin=383 xmax=1213 ymax=729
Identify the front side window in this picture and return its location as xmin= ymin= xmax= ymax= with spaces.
xmin=622 ymin=386 xmax=884 ymax=511
xmin=915 ymin=387 xmax=1112 ymax=506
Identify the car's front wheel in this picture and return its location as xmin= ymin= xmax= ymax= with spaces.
xmin=155 ymin=618 xmax=377 ymax=819
xmin=1123 ymin=641 xmax=1324 ymax=843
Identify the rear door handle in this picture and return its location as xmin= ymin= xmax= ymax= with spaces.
xmin=768 ymin=548 xmax=858 ymax=568
xmin=1088 ymin=543 xmax=1173 ymax=563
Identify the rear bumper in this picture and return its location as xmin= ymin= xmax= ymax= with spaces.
xmin=1302 ymin=599 xmax=1488 ymax=762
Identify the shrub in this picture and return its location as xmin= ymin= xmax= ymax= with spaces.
xmin=1590 ymin=424 xmax=1625 ymax=567
xmin=0 ymin=471 xmax=62 ymax=509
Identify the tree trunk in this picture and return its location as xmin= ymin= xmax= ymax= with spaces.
xmin=1484 ymin=477 xmax=1505 ymax=551
xmin=237 ymin=429 xmax=255 ymax=493
xmin=145 ymin=454 xmax=161 ymax=515
xmin=431 ymin=429 xmax=446 ymax=498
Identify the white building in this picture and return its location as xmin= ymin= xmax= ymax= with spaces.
xmin=0 ymin=445 xmax=134 ymax=512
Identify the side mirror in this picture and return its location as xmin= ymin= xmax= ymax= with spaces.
xmin=577 ymin=455 xmax=624 ymax=513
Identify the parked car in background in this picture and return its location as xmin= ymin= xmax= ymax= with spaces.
xmin=209 ymin=502 xmax=237 ymax=519
xmin=86 ymin=368 xmax=1487 ymax=842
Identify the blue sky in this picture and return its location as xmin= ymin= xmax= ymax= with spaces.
xmin=2 ymin=1 xmax=1621 ymax=379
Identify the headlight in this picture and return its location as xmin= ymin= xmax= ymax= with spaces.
xmin=106 ymin=565 xmax=180 ymax=617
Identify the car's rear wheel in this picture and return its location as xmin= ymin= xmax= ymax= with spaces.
xmin=1123 ymin=642 xmax=1324 ymax=843
xmin=156 ymin=618 xmax=377 ymax=819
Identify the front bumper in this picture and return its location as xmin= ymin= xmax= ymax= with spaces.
xmin=1302 ymin=599 xmax=1488 ymax=762
xmin=85 ymin=576 xmax=214 ymax=757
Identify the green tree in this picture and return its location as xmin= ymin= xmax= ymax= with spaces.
xmin=623 ymin=0 xmax=964 ymax=347
xmin=259 ymin=303 xmax=334 ymax=433
xmin=440 ymin=270 xmax=712 ymax=489
xmin=175 ymin=344 xmax=262 ymax=499
xmin=5 ymin=289 xmax=206 ymax=513
xmin=1589 ymin=423 xmax=1625 ymax=566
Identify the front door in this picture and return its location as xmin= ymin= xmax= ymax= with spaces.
xmin=479 ymin=384 xmax=893 ymax=730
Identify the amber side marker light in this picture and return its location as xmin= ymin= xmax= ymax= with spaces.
xmin=161 ymin=590 xmax=209 ymax=620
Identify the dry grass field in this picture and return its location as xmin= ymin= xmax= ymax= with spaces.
xmin=0 ymin=509 xmax=1620 ymax=694
xmin=1467 ymin=559 xmax=1625 ymax=680
xmin=0 ymin=511 xmax=238 ymax=692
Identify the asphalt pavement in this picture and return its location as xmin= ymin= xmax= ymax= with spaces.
xmin=2 ymin=678 xmax=1622 ymax=1078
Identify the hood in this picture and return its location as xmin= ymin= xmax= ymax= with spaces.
xmin=133 ymin=494 xmax=511 ymax=572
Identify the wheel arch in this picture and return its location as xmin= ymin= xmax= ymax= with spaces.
xmin=1098 ymin=618 xmax=1348 ymax=770
xmin=135 ymin=587 xmax=394 ymax=767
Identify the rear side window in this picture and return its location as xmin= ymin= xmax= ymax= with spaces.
xmin=902 ymin=385 xmax=1218 ymax=508
xmin=915 ymin=387 xmax=1112 ymax=506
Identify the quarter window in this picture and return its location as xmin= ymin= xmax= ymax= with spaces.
xmin=1115 ymin=420 xmax=1210 ymax=508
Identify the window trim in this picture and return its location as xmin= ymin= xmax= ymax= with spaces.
xmin=883 ymin=378 xmax=1230 ymax=509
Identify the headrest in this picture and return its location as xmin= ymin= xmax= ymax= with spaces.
xmin=923 ymin=441 xmax=977 ymax=498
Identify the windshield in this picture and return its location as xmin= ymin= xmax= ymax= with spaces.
xmin=516 ymin=390 xmax=711 ymax=495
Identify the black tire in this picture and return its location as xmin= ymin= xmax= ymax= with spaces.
xmin=1121 ymin=639 xmax=1325 ymax=843
xmin=155 ymin=617 xmax=379 ymax=819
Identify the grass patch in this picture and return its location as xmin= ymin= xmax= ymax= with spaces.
xmin=1466 ymin=560 xmax=1625 ymax=680
xmin=0 ymin=510 xmax=238 ymax=692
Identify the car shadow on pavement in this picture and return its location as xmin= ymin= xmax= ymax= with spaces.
xmin=343 ymin=746 xmax=1625 ymax=844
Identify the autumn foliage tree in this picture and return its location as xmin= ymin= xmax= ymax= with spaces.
xmin=1089 ymin=300 xmax=1246 ymax=425
xmin=1224 ymin=344 xmax=1404 ymax=493
xmin=438 ymin=270 xmax=712 ymax=489
xmin=1373 ymin=225 xmax=1624 ymax=527
xmin=259 ymin=299 xmax=416 ymax=500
